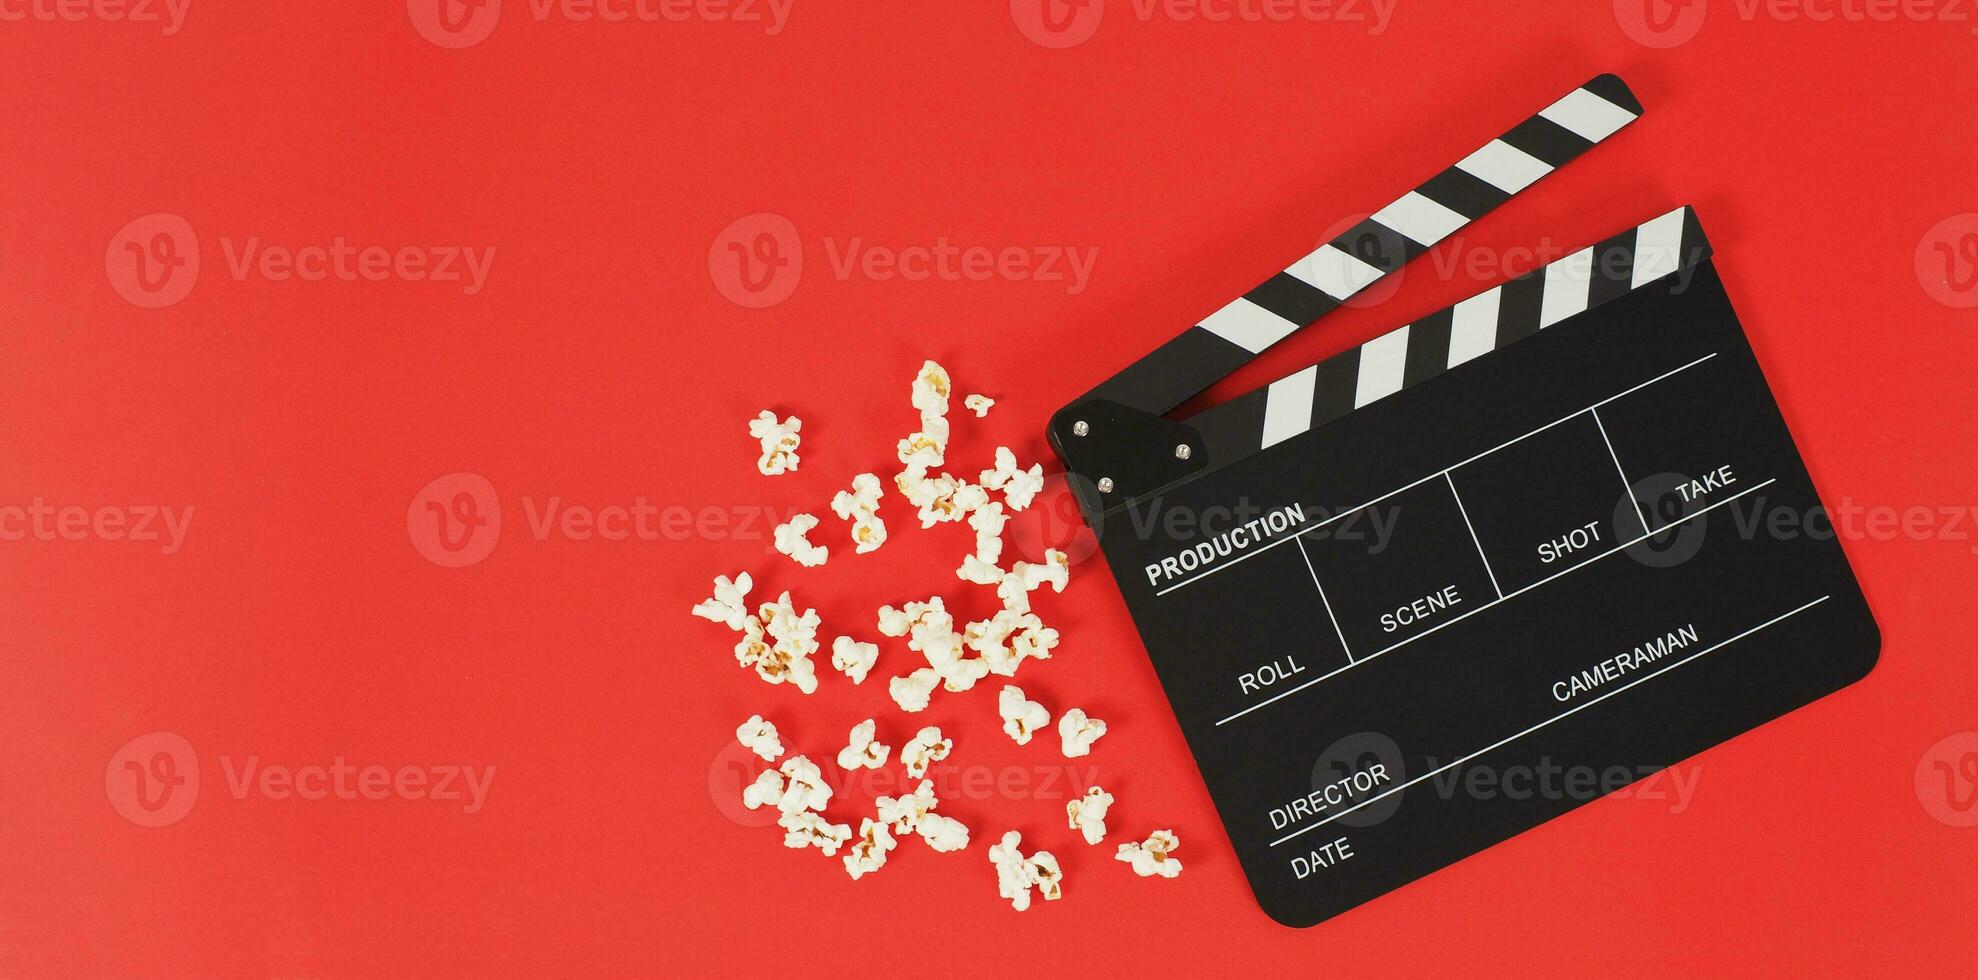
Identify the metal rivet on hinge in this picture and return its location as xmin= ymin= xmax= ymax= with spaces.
xmin=1096 ymin=477 xmax=1114 ymax=494
xmin=1174 ymin=444 xmax=1192 ymax=460
xmin=1072 ymin=420 xmax=1089 ymax=437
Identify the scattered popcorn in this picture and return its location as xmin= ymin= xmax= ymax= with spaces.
xmin=691 ymin=572 xmax=754 ymax=630
xmin=989 ymin=831 xmax=1063 ymax=911
xmin=1057 ymin=708 xmax=1107 ymax=758
xmin=830 ymin=473 xmax=888 ymax=555
xmin=998 ymin=685 xmax=1051 ymax=745
xmin=889 ymin=667 xmax=940 ymax=713
xmin=735 ymin=714 xmax=784 ymax=762
xmin=979 ymin=447 xmax=1045 ymax=511
xmin=738 ymin=592 xmax=821 ymax=694
xmin=780 ymin=809 xmax=852 ymax=856
xmin=776 ymin=755 xmax=834 ymax=814
xmin=956 ymin=554 xmax=1003 ymax=586
xmin=835 ymin=718 xmax=892 ymax=771
xmin=964 ymin=393 xmax=994 ymax=417
xmin=844 ymin=818 xmax=897 ymax=880
xmin=900 ymin=726 xmax=953 ymax=778
xmin=916 ymin=812 xmax=971 ymax=852
xmin=1012 ymin=549 xmax=1071 ymax=594
xmin=875 ymin=779 xmax=939 ymax=835
xmin=749 ymin=410 xmax=803 ymax=476
xmin=1116 ymin=830 xmax=1182 ymax=879
xmin=773 ymin=513 xmax=829 ymax=568
xmin=1066 ymin=786 xmax=1114 ymax=845
xmin=742 ymin=768 xmax=785 ymax=811
xmin=830 ymin=635 xmax=877 ymax=684
xmin=969 ymin=502 xmax=1007 ymax=565
xmin=911 ymin=360 xmax=952 ymax=419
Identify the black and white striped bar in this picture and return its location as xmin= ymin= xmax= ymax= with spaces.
xmin=1082 ymin=74 xmax=1643 ymax=418
xmin=1190 ymin=206 xmax=1712 ymax=461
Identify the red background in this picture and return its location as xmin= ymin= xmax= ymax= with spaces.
xmin=5 ymin=1 xmax=1976 ymax=975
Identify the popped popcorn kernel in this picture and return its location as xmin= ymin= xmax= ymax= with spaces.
xmin=889 ymin=667 xmax=940 ymax=713
xmin=742 ymin=768 xmax=785 ymax=811
xmin=844 ymin=818 xmax=897 ymax=880
xmin=773 ymin=513 xmax=829 ymax=568
xmin=1057 ymin=708 xmax=1107 ymax=758
xmin=735 ymin=714 xmax=784 ymax=762
xmin=780 ymin=809 xmax=852 ymax=856
xmin=900 ymin=726 xmax=952 ymax=779
xmin=740 ymin=592 xmax=821 ymax=694
xmin=969 ymin=502 xmax=1008 ymax=565
xmin=835 ymin=718 xmax=892 ymax=771
xmin=956 ymin=554 xmax=1003 ymax=586
xmin=691 ymin=572 xmax=754 ymax=630
xmin=989 ymin=831 xmax=1062 ymax=911
xmin=831 ymin=473 xmax=888 ymax=555
xmin=776 ymin=755 xmax=833 ymax=815
xmin=998 ymin=685 xmax=1051 ymax=745
xmin=979 ymin=447 xmax=1045 ymax=511
xmin=911 ymin=360 xmax=952 ymax=418
xmin=916 ymin=812 xmax=971 ymax=852
xmin=1013 ymin=549 xmax=1071 ymax=594
xmin=749 ymin=410 xmax=803 ymax=476
xmin=963 ymin=393 xmax=995 ymax=417
xmin=830 ymin=635 xmax=878 ymax=684
xmin=1066 ymin=786 xmax=1114 ymax=845
xmin=1116 ymin=830 xmax=1182 ymax=879
xmin=875 ymin=778 xmax=939 ymax=835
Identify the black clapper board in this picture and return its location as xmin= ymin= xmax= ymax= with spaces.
xmin=1047 ymin=75 xmax=1880 ymax=928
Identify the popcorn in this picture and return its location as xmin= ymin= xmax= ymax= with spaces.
xmin=737 ymin=592 xmax=821 ymax=694
xmin=988 ymin=831 xmax=1063 ymax=911
xmin=900 ymin=726 xmax=952 ymax=779
xmin=911 ymin=360 xmax=952 ymax=419
xmin=969 ymin=502 xmax=1008 ymax=566
xmin=844 ymin=818 xmax=897 ymax=880
xmin=998 ymin=685 xmax=1051 ymax=745
xmin=780 ymin=809 xmax=852 ymax=856
xmin=776 ymin=755 xmax=833 ymax=814
xmin=773 ymin=513 xmax=829 ymax=568
xmin=1066 ymin=786 xmax=1114 ymax=845
xmin=831 ymin=473 xmax=888 ymax=555
xmin=742 ymin=768 xmax=785 ymax=811
xmin=1010 ymin=620 xmax=1060 ymax=665
xmin=964 ymin=393 xmax=994 ymax=417
xmin=875 ymin=778 xmax=939 ymax=835
xmin=830 ymin=635 xmax=877 ymax=684
xmin=1057 ymin=708 xmax=1107 ymax=758
xmin=956 ymin=554 xmax=1003 ymax=586
xmin=916 ymin=812 xmax=971 ymax=852
xmin=979 ymin=447 xmax=1045 ymax=511
xmin=691 ymin=572 xmax=753 ymax=630
xmin=889 ymin=667 xmax=940 ymax=713
xmin=835 ymin=718 xmax=892 ymax=771
xmin=877 ymin=597 xmax=946 ymax=638
xmin=735 ymin=714 xmax=784 ymax=762
xmin=1116 ymin=830 xmax=1182 ymax=878
xmin=1012 ymin=549 xmax=1071 ymax=594
xmin=749 ymin=410 xmax=803 ymax=476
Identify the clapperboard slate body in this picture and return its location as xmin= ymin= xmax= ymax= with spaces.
xmin=1047 ymin=75 xmax=1879 ymax=928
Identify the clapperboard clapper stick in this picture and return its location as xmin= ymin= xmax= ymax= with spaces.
xmin=1048 ymin=75 xmax=1880 ymax=928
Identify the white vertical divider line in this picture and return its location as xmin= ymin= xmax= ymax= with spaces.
xmin=1445 ymin=472 xmax=1504 ymax=599
xmin=1295 ymin=537 xmax=1356 ymax=664
xmin=1590 ymin=406 xmax=1652 ymax=536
